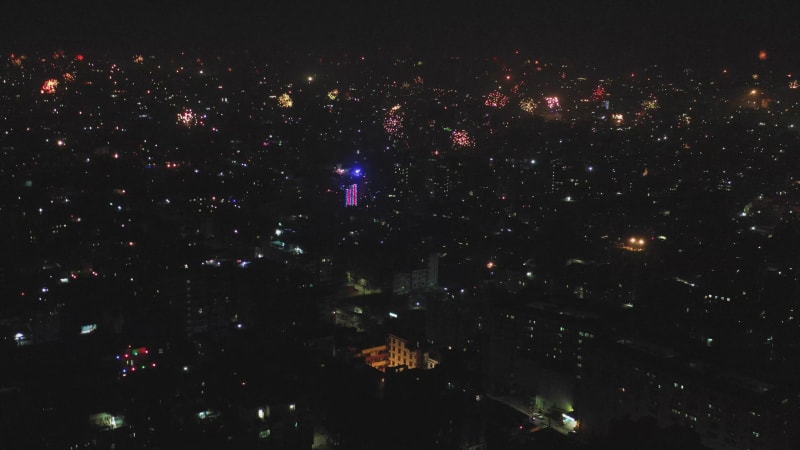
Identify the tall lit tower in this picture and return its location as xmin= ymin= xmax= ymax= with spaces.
xmin=334 ymin=165 xmax=364 ymax=207
xmin=345 ymin=184 xmax=358 ymax=207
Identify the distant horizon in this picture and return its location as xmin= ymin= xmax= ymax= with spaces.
xmin=2 ymin=1 xmax=799 ymax=69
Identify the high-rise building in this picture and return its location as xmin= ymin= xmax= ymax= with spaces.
xmin=392 ymin=161 xmax=411 ymax=197
xmin=360 ymin=344 xmax=389 ymax=372
xmin=388 ymin=333 xmax=424 ymax=369
xmin=345 ymin=183 xmax=358 ymax=206
xmin=426 ymin=253 xmax=439 ymax=289
xmin=392 ymin=254 xmax=439 ymax=294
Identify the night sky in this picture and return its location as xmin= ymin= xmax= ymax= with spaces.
xmin=2 ymin=1 xmax=799 ymax=67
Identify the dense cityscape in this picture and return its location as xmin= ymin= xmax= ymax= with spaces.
xmin=3 ymin=3 xmax=800 ymax=450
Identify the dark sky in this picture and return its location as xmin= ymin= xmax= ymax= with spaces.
xmin=1 ymin=1 xmax=799 ymax=67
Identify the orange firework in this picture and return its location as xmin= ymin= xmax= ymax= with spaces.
xmin=41 ymin=79 xmax=59 ymax=94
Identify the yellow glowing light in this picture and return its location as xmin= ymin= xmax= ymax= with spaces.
xmin=621 ymin=237 xmax=646 ymax=252
xmin=327 ymin=89 xmax=339 ymax=100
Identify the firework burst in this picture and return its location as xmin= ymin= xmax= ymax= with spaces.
xmin=41 ymin=79 xmax=59 ymax=95
xmin=451 ymin=129 xmax=475 ymax=148
xmin=383 ymin=104 xmax=405 ymax=139
xmin=485 ymin=90 xmax=509 ymax=108
xmin=278 ymin=93 xmax=293 ymax=108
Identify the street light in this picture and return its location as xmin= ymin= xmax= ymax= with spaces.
xmin=621 ymin=236 xmax=646 ymax=252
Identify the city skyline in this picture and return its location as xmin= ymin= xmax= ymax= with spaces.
xmin=2 ymin=3 xmax=800 ymax=449
xmin=2 ymin=2 xmax=799 ymax=66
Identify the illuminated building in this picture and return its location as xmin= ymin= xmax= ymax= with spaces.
xmin=391 ymin=160 xmax=412 ymax=199
xmin=423 ymin=350 xmax=440 ymax=370
xmin=156 ymin=266 xmax=248 ymax=340
xmin=430 ymin=157 xmax=464 ymax=199
xmin=345 ymin=183 xmax=358 ymax=206
xmin=360 ymin=344 xmax=389 ymax=371
xmin=388 ymin=334 xmax=424 ymax=369
xmin=485 ymin=302 xmax=600 ymax=417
